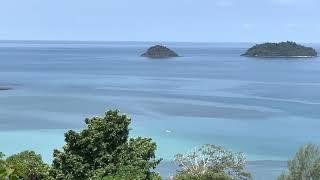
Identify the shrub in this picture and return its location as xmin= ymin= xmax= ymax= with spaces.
xmin=174 ymin=144 xmax=251 ymax=180
xmin=278 ymin=144 xmax=320 ymax=180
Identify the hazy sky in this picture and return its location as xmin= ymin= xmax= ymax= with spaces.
xmin=0 ymin=0 xmax=319 ymax=42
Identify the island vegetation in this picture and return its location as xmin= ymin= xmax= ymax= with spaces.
xmin=141 ymin=45 xmax=179 ymax=58
xmin=242 ymin=41 xmax=317 ymax=58
xmin=0 ymin=87 xmax=11 ymax=91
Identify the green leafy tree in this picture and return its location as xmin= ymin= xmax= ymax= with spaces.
xmin=0 ymin=152 xmax=19 ymax=180
xmin=173 ymin=171 xmax=231 ymax=180
xmin=0 ymin=152 xmax=22 ymax=180
xmin=0 ymin=167 xmax=20 ymax=180
xmin=0 ymin=151 xmax=50 ymax=180
xmin=278 ymin=144 xmax=320 ymax=180
xmin=1 ymin=152 xmax=20 ymax=180
xmin=5 ymin=151 xmax=50 ymax=180
xmin=174 ymin=144 xmax=251 ymax=180
xmin=0 ymin=152 xmax=4 ymax=168
xmin=101 ymin=164 xmax=161 ymax=180
xmin=50 ymin=109 xmax=161 ymax=180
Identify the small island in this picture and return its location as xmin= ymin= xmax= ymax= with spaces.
xmin=0 ymin=87 xmax=11 ymax=91
xmin=242 ymin=41 xmax=317 ymax=58
xmin=141 ymin=45 xmax=179 ymax=58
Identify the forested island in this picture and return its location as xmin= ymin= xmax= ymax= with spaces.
xmin=141 ymin=45 xmax=179 ymax=58
xmin=0 ymin=87 xmax=11 ymax=91
xmin=242 ymin=41 xmax=317 ymax=58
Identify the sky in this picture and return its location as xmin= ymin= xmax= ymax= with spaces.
xmin=0 ymin=0 xmax=319 ymax=42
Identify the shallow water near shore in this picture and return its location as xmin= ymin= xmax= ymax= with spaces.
xmin=0 ymin=41 xmax=320 ymax=179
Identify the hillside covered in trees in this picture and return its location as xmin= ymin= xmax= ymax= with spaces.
xmin=141 ymin=45 xmax=179 ymax=58
xmin=242 ymin=41 xmax=317 ymax=57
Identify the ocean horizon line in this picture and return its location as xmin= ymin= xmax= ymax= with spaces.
xmin=0 ymin=39 xmax=319 ymax=45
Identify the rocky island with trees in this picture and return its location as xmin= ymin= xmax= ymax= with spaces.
xmin=242 ymin=41 xmax=317 ymax=58
xmin=0 ymin=87 xmax=11 ymax=91
xmin=141 ymin=45 xmax=179 ymax=58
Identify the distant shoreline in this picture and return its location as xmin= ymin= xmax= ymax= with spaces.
xmin=0 ymin=40 xmax=319 ymax=45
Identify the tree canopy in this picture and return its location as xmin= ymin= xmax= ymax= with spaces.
xmin=0 ymin=151 xmax=50 ymax=180
xmin=174 ymin=144 xmax=251 ymax=180
xmin=50 ymin=109 xmax=161 ymax=180
xmin=278 ymin=144 xmax=320 ymax=180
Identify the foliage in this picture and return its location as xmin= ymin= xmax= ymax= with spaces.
xmin=174 ymin=170 xmax=231 ymax=180
xmin=50 ymin=109 xmax=161 ymax=180
xmin=278 ymin=144 xmax=320 ymax=180
xmin=174 ymin=144 xmax=251 ymax=180
xmin=0 ymin=151 xmax=50 ymax=180
xmin=101 ymin=165 xmax=162 ymax=180
xmin=0 ymin=167 xmax=20 ymax=180
xmin=0 ymin=152 xmax=4 ymax=170
xmin=0 ymin=151 xmax=49 ymax=180
xmin=5 ymin=151 xmax=50 ymax=180
xmin=242 ymin=41 xmax=317 ymax=57
xmin=1 ymin=152 xmax=20 ymax=180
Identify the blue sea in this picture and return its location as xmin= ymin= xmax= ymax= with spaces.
xmin=1 ymin=41 xmax=320 ymax=179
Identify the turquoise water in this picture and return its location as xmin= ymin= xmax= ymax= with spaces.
xmin=1 ymin=41 xmax=320 ymax=179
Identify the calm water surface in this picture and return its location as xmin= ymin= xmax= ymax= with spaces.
xmin=0 ymin=41 xmax=320 ymax=179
